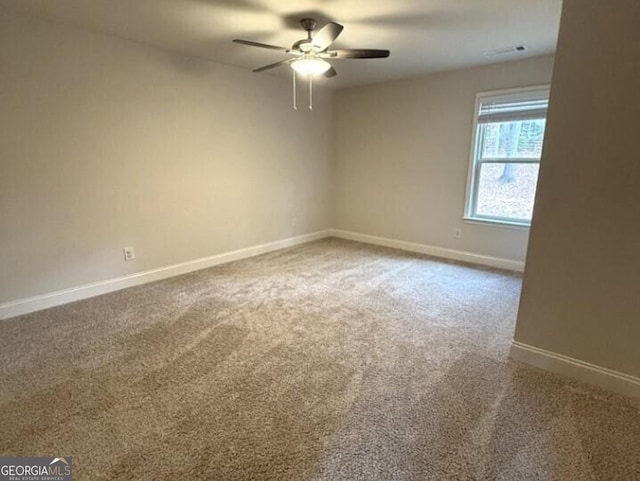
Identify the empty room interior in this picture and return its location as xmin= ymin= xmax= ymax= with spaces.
xmin=1 ymin=0 xmax=639 ymax=479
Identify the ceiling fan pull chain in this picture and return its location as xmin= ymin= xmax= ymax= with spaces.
xmin=293 ymin=70 xmax=297 ymax=110
xmin=309 ymin=75 xmax=313 ymax=110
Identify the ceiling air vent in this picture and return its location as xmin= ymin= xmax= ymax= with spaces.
xmin=484 ymin=45 xmax=527 ymax=57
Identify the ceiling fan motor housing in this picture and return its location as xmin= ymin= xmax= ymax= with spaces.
xmin=292 ymin=39 xmax=316 ymax=53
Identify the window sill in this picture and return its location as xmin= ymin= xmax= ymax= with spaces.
xmin=463 ymin=216 xmax=531 ymax=230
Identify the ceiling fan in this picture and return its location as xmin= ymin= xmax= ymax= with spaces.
xmin=233 ymin=18 xmax=390 ymax=109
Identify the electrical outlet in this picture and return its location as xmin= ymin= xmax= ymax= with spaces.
xmin=454 ymin=228 xmax=462 ymax=239
xmin=123 ymin=246 xmax=135 ymax=261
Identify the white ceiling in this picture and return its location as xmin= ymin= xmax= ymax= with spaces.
xmin=0 ymin=0 xmax=562 ymax=89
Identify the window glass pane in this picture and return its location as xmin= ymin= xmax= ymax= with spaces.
xmin=475 ymin=163 xmax=539 ymax=221
xmin=480 ymin=119 xmax=546 ymax=159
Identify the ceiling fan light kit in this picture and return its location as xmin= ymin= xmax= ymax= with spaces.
xmin=290 ymin=58 xmax=331 ymax=76
xmin=233 ymin=18 xmax=390 ymax=110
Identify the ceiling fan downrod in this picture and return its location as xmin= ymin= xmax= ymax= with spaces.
xmin=300 ymin=18 xmax=318 ymax=38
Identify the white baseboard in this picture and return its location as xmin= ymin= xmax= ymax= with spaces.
xmin=0 ymin=230 xmax=331 ymax=320
xmin=510 ymin=341 xmax=640 ymax=398
xmin=329 ymin=229 xmax=525 ymax=272
xmin=1 ymin=228 xmax=523 ymax=320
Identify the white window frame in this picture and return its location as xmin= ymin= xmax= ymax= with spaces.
xmin=463 ymin=85 xmax=550 ymax=228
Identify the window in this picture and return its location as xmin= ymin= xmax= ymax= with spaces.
xmin=464 ymin=86 xmax=550 ymax=227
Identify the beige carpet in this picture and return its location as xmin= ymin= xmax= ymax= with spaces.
xmin=1 ymin=238 xmax=638 ymax=480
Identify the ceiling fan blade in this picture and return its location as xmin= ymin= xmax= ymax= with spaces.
xmin=233 ymin=39 xmax=290 ymax=52
xmin=312 ymin=22 xmax=344 ymax=50
xmin=253 ymin=59 xmax=292 ymax=73
xmin=324 ymin=66 xmax=337 ymax=78
xmin=328 ymin=49 xmax=390 ymax=59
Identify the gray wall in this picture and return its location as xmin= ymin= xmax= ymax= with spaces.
xmin=515 ymin=0 xmax=640 ymax=377
xmin=0 ymin=12 xmax=333 ymax=303
xmin=333 ymin=56 xmax=555 ymax=262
